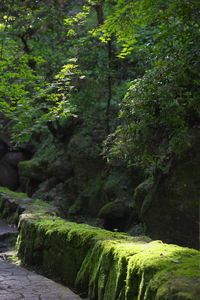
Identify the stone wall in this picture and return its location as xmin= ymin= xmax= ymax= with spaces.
xmin=0 ymin=188 xmax=199 ymax=300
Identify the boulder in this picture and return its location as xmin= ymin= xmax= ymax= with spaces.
xmin=98 ymin=199 xmax=130 ymax=231
xmin=3 ymin=151 xmax=28 ymax=167
xmin=141 ymin=143 xmax=200 ymax=249
xmin=134 ymin=176 xmax=154 ymax=216
xmin=18 ymin=159 xmax=48 ymax=195
xmin=18 ymin=159 xmax=47 ymax=181
xmin=0 ymin=137 xmax=8 ymax=158
xmin=17 ymin=143 xmax=35 ymax=158
xmin=0 ymin=134 xmax=34 ymax=191
xmin=0 ymin=161 xmax=19 ymax=190
xmin=47 ymin=158 xmax=73 ymax=181
xmin=32 ymin=180 xmax=72 ymax=216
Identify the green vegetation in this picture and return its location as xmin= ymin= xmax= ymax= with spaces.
xmin=18 ymin=217 xmax=200 ymax=299
xmin=0 ymin=186 xmax=27 ymax=199
xmin=0 ymin=186 xmax=55 ymax=223
xmin=0 ymin=187 xmax=199 ymax=300
xmin=103 ymin=0 xmax=200 ymax=173
xmin=17 ymin=212 xmax=200 ymax=300
xmin=0 ymin=0 xmax=199 ymax=170
xmin=0 ymin=1 xmax=199 ymax=297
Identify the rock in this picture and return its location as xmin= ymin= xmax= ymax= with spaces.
xmin=32 ymin=177 xmax=58 ymax=199
xmin=32 ymin=180 xmax=71 ymax=216
xmin=141 ymin=142 xmax=200 ymax=249
xmin=18 ymin=159 xmax=48 ymax=195
xmin=0 ymin=135 xmax=34 ymax=192
xmin=98 ymin=199 xmax=130 ymax=231
xmin=0 ymin=137 xmax=8 ymax=158
xmin=134 ymin=176 xmax=154 ymax=216
xmin=3 ymin=151 xmax=28 ymax=167
xmin=47 ymin=158 xmax=73 ymax=181
xmin=68 ymin=133 xmax=104 ymax=187
xmin=17 ymin=143 xmax=35 ymax=158
xmin=0 ymin=161 xmax=19 ymax=190
xmin=68 ymin=175 xmax=106 ymax=217
xmin=19 ymin=159 xmax=47 ymax=181
xmin=103 ymin=170 xmax=130 ymax=199
xmin=66 ymin=131 xmax=107 ymax=216
xmin=127 ymin=223 xmax=144 ymax=236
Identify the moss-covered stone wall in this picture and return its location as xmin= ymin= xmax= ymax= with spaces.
xmin=0 ymin=188 xmax=199 ymax=300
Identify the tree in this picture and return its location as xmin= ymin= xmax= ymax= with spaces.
xmin=104 ymin=0 xmax=200 ymax=172
xmin=0 ymin=0 xmax=79 ymax=142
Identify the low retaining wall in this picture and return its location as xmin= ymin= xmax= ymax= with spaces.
xmin=0 ymin=187 xmax=199 ymax=300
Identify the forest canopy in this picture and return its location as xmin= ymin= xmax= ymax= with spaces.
xmin=0 ymin=0 xmax=199 ymax=173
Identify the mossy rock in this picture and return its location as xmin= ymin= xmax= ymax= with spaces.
xmin=19 ymin=159 xmax=49 ymax=195
xmin=68 ymin=132 xmax=105 ymax=189
xmin=75 ymin=234 xmax=200 ymax=300
xmin=0 ymin=187 xmax=27 ymax=223
xmin=0 ymin=160 xmax=19 ymax=190
xmin=125 ymin=241 xmax=200 ymax=300
xmin=47 ymin=158 xmax=73 ymax=181
xmin=102 ymin=171 xmax=130 ymax=197
xmin=0 ymin=186 xmax=57 ymax=224
xmin=17 ymin=215 xmax=130 ymax=286
xmin=142 ymin=143 xmax=200 ymax=249
xmin=16 ymin=216 xmax=200 ymax=300
xmin=18 ymin=215 xmax=199 ymax=300
xmin=134 ymin=177 xmax=154 ymax=211
xmin=70 ymin=175 xmax=107 ymax=216
xmin=19 ymin=159 xmax=47 ymax=181
xmin=0 ymin=186 xmax=27 ymax=199
xmin=98 ymin=201 xmax=128 ymax=220
xmin=102 ymin=168 xmax=138 ymax=204
xmin=1 ymin=188 xmax=199 ymax=300
xmin=98 ymin=200 xmax=130 ymax=231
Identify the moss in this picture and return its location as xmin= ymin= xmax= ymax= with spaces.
xmin=98 ymin=202 xmax=113 ymax=218
xmin=17 ymin=213 xmax=199 ymax=300
xmin=0 ymin=189 xmax=26 ymax=223
xmin=134 ymin=176 xmax=154 ymax=216
xmin=98 ymin=200 xmax=130 ymax=231
xmin=7 ymin=210 xmax=19 ymax=224
xmin=68 ymin=198 xmax=82 ymax=216
xmin=18 ymin=137 xmax=56 ymax=177
xmin=125 ymin=241 xmax=200 ymax=300
xmin=0 ymin=186 xmax=27 ymax=199
xmin=142 ymin=145 xmax=200 ymax=249
xmin=76 ymin=239 xmax=135 ymax=299
xmin=103 ymin=171 xmax=132 ymax=197
xmin=28 ymin=199 xmax=55 ymax=215
xmin=18 ymin=215 xmax=131 ymax=288
xmin=9 ymin=255 xmax=21 ymax=264
xmin=33 ymin=136 xmax=56 ymax=163
xmin=78 ymin=174 xmax=106 ymax=216
xmin=76 ymin=239 xmax=199 ymax=300
xmin=0 ymin=189 xmax=199 ymax=300
xmin=0 ymin=187 xmax=57 ymax=225
xmin=98 ymin=201 xmax=129 ymax=220
xmin=18 ymin=159 xmax=45 ymax=179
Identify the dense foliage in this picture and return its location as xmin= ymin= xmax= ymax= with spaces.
xmin=104 ymin=0 xmax=200 ymax=172
xmin=0 ymin=0 xmax=199 ymax=173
